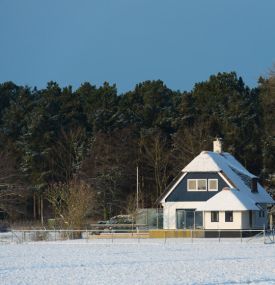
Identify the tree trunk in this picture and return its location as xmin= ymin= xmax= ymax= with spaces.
xmin=33 ymin=193 xmax=36 ymax=219
xmin=38 ymin=195 xmax=41 ymax=217
xmin=40 ymin=195 xmax=44 ymax=226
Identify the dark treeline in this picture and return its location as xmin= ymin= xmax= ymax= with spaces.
xmin=0 ymin=71 xmax=274 ymax=222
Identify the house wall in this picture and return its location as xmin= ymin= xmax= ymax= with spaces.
xmin=165 ymin=172 xmax=229 ymax=202
xmin=163 ymin=201 xmax=205 ymax=229
xmin=241 ymin=211 xmax=250 ymax=229
xmin=204 ymin=211 xmax=242 ymax=230
xmin=253 ymin=208 xmax=268 ymax=229
xmin=163 ymin=205 xmax=269 ymax=230
xmin=204 ymin=210 xmax=268 ymax=230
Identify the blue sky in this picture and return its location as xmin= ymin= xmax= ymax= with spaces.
xmin=0 ymin=0 xmax=275 ymax=93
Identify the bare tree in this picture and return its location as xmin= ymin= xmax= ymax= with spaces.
xmin=140 ymin=131 xmax=171 ymax=201
xmin=32 ymin=127 xmax=86 ymax=226
xmin=46 ymin=179 xmax=94 ymax=229
xmin=80 ymin=129 xmax=138 ymax=219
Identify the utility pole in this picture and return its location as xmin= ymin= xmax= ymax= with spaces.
xmin=136 ymin=165 xmax=139 ymax=210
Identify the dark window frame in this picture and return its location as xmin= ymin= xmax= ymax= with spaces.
xmin=225 ymin=211 xmax=233 ymax=222
xmin=211 ymin=211 xmax=219 ymax=222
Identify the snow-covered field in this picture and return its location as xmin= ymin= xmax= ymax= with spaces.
xmin=0 ymin=238 xmax=275 ymax=285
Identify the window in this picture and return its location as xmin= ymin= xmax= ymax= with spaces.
xmin=187 ymin=179 xmax=197 ymax=191
xmin=197 ymin=179 xmax=207 ymax=191
xmin=187 ymin=179 xmax=207 ymax=191
xmin=211 ymin=211 xmax=219 ymax=222
xmin=259 ymin=210 xmax=265 ymax=218
xmin=208 ymin=179 xmax=218 ymax=191
xmin=225 ymin=211 xmax=233 ymax=222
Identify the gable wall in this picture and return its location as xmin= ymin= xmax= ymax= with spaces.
xmin=165 ymin=172 xmax=229 ymax=202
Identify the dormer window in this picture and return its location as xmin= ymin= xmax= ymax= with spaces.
xmin=187 ymin=179 xmax=207 ymax=191
xmin=188 ymin=179 xmax=197 ymax=191
xmin=208 ymin=179 xmax=218 ymax=191
xmin=197 ymin=179 xmax=207 ymax=191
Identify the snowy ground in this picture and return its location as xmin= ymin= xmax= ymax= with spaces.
xmin=0 ymin=238 xmax=275 ymax=285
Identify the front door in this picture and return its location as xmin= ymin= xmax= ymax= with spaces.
xmin=186 ymin=211 xmax=194 ymax=228
xmin=176 ymin=209 xmax=195 ymax=229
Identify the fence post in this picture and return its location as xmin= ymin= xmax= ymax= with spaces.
xmin=263 ymin=225 xmax=266 ymax=244
xmin=191 ymin=229 xmax=193 ymax=243
xmin=218 ymin=230 xmax=221 ymax=243
xmin=137 ymin=226 xmax=140 ymax=243
xmin=240 ymin=230 xmax=242 ymax=243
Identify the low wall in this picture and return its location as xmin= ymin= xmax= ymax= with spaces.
xmin=149 ymin=230 xmax=205 ymax=238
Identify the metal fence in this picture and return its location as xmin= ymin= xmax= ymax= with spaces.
xmin=1 ymin=228 xmax=274 ymax=244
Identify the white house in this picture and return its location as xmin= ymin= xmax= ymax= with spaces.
xmin=160 ymin=139 xmax=274 ymax=230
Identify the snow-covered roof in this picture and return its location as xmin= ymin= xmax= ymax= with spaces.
xmin=182 ymin=151 xmax=221 ymax=172
xmin=181 ymin=151 xmax=274 ymax=204
xmin=196 ymin=188 xmax=260 ymax=211
xmin=182 ymin=151 xmax=256 ymax=177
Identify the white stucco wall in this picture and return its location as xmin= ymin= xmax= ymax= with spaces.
xmin=204 ymin=211 xmax=242 ymax=230
xmin=202 ymin=210 xmax=267 ymax=230
xmin=162 ymin=202 xmax=204 ymax=229
xmin=163 ymin=203 xmax=269 ymax=230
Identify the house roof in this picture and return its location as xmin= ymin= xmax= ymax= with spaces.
xmin=182 ymin=151 xmax=256 ymax=178
xmin=196 ymin=188 xmax=260 ymax=211
xmin=181 ymin=151 xmax=274 ymax=205
xmin=160 ymin=151 xmax=274 ymax=205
